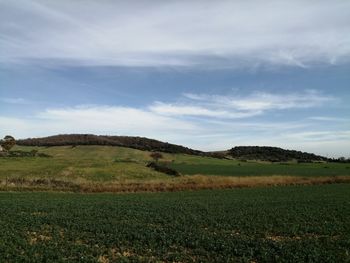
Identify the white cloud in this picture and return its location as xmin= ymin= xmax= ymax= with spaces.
xmin=0 ymin=106 xmax=197 ymax=139
xmin=283 ymin=130 xmax=350 ymax=142
xmin=185 ymin=90 xmax=333 ymax=110
xmin=1 ymin=0 xmax=350 ymax=68
xmin=37 ymin=105 xmax=197 ymax=134
xmin=308 ymin=116 xmax=349 ymax=122
xmin=149 ymin=102 xmax=260 ymax=118
xmin=150 ymin=90 xmax=334 ymax=118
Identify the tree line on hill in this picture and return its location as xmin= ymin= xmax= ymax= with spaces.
xmin=17 ymin=134 xmax=204 ymax=155
xmin=228 ymin=146 xmax=339 ymax=162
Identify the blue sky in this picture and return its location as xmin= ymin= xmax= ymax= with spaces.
xmin=1 ymin=0 xmax=350 ymax=157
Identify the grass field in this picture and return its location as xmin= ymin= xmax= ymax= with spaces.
xmin=167 ymin=161 xmax=350 ymax=176
xmin=0 ymin=184 xmax=349 ymax=262
xmin=0 ymin=145 xmax=349 ymax=192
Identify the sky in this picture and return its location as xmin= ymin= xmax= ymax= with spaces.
xmin=1 ymin=0 xmax=350 ymax=157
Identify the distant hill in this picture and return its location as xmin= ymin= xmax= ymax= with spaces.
xmin=17 ymin=134 xmax=204 ymax=155
xmin=16 ymin=135 xmax=334 ymax=162
xmin=228 ymin=146 xmax=329 ymax=162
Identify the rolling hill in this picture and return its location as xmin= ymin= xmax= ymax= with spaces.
xmin=17 ymin=134 xmax=203 ymax=155
xmin=16 ymin=134 xmax=334 ymax=162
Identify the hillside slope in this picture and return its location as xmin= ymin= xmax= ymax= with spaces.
xmin=17 ymin=134 xmax=203 ymax=155
xmin=1 ymin=145 xmax=349 ymax=192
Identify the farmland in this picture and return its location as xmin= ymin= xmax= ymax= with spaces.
xmin=167 ymin=161 xmax=350 ymax=177
xmin=0 ymin=184 xmax=349 ymax=262
xmin=0 ymin=145 xmax=349 ymax=192
xmin=1 ymin=146 xmax=350 ymax=262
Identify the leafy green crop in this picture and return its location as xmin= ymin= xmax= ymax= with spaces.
xmin=0 ymin=184 xmax=349 ymax=262
xmin=167 ymin=161 xmax=350 ymax=176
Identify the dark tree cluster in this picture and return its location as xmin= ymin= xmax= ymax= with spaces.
xmin=146 ymin=162 xmax=180 ymax=176
xmin=17 ymin=134 xmax=204 ymax=155
xmin=229 ymin=146 xmax=330 ymax=162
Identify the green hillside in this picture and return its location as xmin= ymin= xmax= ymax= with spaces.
xmin=0 ymin=145 xmax=349 ymax=192
xmin=16 ymin=134 xmax=203 ymax=155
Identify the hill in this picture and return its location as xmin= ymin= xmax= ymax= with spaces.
xmin=17 ymin=134 xmax=203 ymax=155
xmin=228 ymin=146 xmax=329 ymax=162
xmin=1 ymin=144 xmax=349 ymax=192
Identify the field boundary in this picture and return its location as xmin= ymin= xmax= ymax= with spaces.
xmin=0 ymin=175 xmax=349 ymax=193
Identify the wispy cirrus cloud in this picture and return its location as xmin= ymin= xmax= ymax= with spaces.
xmin=308 ymin=116 xmax=349 ymax=122
xmin=150 ymin=90 xmax=334 ymax=119
xmin=35 ymin=105 xmax=197 ymax=134
xmin=149 ymin=102 xmax=260 ymax=119
xmin=283 ymin=130 xmax=350 ymax=142
xmin=0 ymin=97 xmax=29 ymax=104
xmin=1 ymin=0 xmax=350 ymax=68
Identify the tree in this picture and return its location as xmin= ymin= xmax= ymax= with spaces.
xmin=1 ymin=135 xmax=16 ymax=152
xmin=150 ymin=152 xmax=163 ymax=162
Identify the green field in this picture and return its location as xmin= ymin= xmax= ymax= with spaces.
xmin=1 ymin=146 xmax=349 ymax=181
xmin=0 ymin=184 xmax=349 ymax=262
xmin=0 ymin=145 xmax=165 ymax=182
xmin=0 ymin=145 xmax=349 ymax=191
xmin=167 ymin=161 xmax=350 ymax=176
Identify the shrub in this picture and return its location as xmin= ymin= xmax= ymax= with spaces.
xmin=146 ymin=162 xmax=180 ymax=176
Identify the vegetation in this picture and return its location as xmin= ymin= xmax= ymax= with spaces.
xmin=167 ymin=161 xmax=350 ymax=177
xmin=146 ymin=162 xmax=180 ymax=177
xmin=0 ymin=135 xmax=16 ymax=152
xmin=0 ymin=184 xmax=349 ymax=262
xmin=229 ymin=146 xmax=329 ymax=162
xmin=18 ymin=134 xmax=347 ymax=164
xmin=0 ymin=145 xmax=349 ymax=192
xmin=17 ymin=134 xmax=203 ymax=155
xmin=149 ymin=152 xmax=163 ymax=162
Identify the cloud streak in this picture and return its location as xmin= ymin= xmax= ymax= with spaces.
xmin=150 ymin=90 xmax=334 ymax=118
xmin=1 ymin=0 xmax=350 ymax=68
xmin=0 ymin=98 xmax=28 ymax=104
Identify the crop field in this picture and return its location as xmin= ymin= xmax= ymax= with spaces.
xmin=0 ymin=184 xmax=349 ymax=262
xmin=167 ymin=161 xmax=350 ymax=177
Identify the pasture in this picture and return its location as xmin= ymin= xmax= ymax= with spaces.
xmin=0 ymin=145 xmax=349 ymax=192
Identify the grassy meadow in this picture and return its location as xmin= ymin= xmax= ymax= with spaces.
xmin=1 ymin=184 xmax=349 ymax=262
xmin=0 ymin=145 xmax=349 ymax=191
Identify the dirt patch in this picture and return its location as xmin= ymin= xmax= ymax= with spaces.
xmin=97 ymin=255 xmax=110 ymax=263
xmin=28 ymin=231 xmax=52 ymax=245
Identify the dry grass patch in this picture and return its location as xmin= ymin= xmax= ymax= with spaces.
xmin=1 ymin=175 xmax=350 ymax=193
xmin=27 ymin=230 xmax=52 ymax=245
xmin=78 ymin=175 xmax=350 ymax=192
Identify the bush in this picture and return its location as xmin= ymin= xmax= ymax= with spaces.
xmin=146 ymin=162 xmax=180 ymax=176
